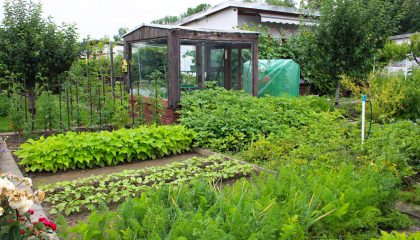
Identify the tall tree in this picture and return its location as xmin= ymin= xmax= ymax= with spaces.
xmin=394 ymin=0 xmax=420 ymax=34
xmin=0 ymin=0 xmax=79 ymax=125
xmin=313 ymin=0 xmax=401 ymax=99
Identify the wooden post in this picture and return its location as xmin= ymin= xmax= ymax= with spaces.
xmin=251 ymin=41 xmax=259 ymax=97
xmin=167 ymin=33 xmax=180 ymax=108
xmin=196 ymin=44 xmax=203 ymax=89
xmin=237 ymin=48 xmax=243 ymax=90
xmin=224 ymin=46 xmax=232 ymax=90
xmin=125 ymin=42 xmax=135 ymax=125
xmin=205 ymin=45 xmax=212 ymax=81
xmin=109 ymin=41 xmax=116 ymax=104
xmin=124 ymin=42 xmax=132 ymax=94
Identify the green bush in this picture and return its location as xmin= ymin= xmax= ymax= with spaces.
xmin=340 ymin=69 xmax=420 ymax=122
xmin=242 ymin=118 xmax=419 ymax=178
xmin=58 ymin=161 xmax=409 ymax=239
xmin=179 ymin=88 xmax=332 ymax=152
xmin=16 ymin=125 xmax=196 ymax=172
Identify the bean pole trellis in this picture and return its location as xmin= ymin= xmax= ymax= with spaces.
xmin=5 ymin=41 xmax=141 ymax=136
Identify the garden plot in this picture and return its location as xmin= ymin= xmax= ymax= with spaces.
xmin=27 ymin=152 xmax=201 ymax=187
xmin=39 ymin=155 xmax=256 ymax=217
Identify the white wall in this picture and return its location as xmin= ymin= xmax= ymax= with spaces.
xmin=184 ymin=8 xmax=238 ymax=30
xmin=238 ymin=14 xmax=299 ymax=38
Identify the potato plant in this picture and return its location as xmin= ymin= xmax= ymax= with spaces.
xmin=41 ymin=156 xmax=254 ymax=215
xmin=16 ymin=125 xmax=196 ymax=172
xmin=179 ymin=88 xmax=332 ymax=152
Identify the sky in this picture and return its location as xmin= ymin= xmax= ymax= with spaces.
xmin=0 ymin=0 xmax=226 ymax=39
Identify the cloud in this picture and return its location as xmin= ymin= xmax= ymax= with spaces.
xmin=0 ymin=0 xmax=223 ymax=39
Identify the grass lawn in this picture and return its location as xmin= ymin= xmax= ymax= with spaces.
xmin=0 ymin=116 xmax=12 ymax=132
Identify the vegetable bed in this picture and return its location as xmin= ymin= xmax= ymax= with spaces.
xmin=16 ymin=125 xmax=196 ymax=172
xmin=41 ymin=156 xmax=255 ymax=215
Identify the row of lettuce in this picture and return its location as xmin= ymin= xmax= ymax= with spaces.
xmin=15 ymin=88 xmax=419 ymax=239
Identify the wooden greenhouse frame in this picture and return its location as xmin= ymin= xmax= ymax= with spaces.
xmin=123 ymin=24 xmax=259 ymax=123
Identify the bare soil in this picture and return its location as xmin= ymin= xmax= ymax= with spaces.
xmin=29 ymin=152 xmax=202 ymax=187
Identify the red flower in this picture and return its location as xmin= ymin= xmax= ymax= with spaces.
xmin=38 ymin=217 xmax=57 ymax=231
xmin=27 ymin=209 xmax=34 ymax=215
xmin=48 ymin=222 xmax=57 ymax=231
xmin=20 ymin=229 xmax=25 ymax=235
xmin=7 ymin=219 xmax=14 ymax=223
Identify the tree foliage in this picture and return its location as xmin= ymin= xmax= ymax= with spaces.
xmin=180 ymin=3 xmax=212 ymax=19
xmin=382 ymin=32 xmax=420 ymax=66
xmin=0 ymin=0 xmax=79 ymax=115
xmin=387 ymin=0 xmax=420 ymax=34
xmin=151 ymin=3 xmax=211 ymax=24
xmin=151 ymin=15 xmax=179 ymax=25
xmin=265 ymin=0 xmax=295 ymax=8
xmin=312 ymin=0 xmax=401 ymax=94
xmin=113 ymin=27 xmax=129 ymax=42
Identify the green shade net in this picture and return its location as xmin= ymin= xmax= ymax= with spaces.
xmin=243 ymin=59 xmax=300 ymax=97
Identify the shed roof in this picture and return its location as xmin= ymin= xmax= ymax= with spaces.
xmin=177 ymin=0 xmax=319 ymax=26
xmin=123 ymin=24 xmax=259 ymax=43
xmin=124 ymin=24 xmax=258 ymax=37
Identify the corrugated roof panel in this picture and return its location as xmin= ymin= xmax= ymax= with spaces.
xmin=260 ymin=13 xmax=316 ymax=26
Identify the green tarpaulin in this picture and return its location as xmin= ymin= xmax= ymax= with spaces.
xmin=243 ymin=59 xmax=300 ymax=97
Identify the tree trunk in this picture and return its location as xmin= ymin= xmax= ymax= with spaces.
xmin=27 ymin=80 xmax=36 ymax=132
xmin=334 ymin=81 xmax=340 ymax=106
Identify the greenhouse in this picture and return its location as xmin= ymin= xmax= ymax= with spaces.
xmin=123 ymin=24 xmax=260 ymax=109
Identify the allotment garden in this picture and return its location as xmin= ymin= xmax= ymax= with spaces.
xmin=1 ymin=73 xmax=419 ymax=239
xmin=1 ymin=0 xmax=419 ymax=239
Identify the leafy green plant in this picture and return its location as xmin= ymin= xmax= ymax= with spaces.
xmin=179 ymin=88 xmax=332 ymax=152
xmin=375 ymin=231 xmax=420 ymax=240
xmin=16 ymin=125 xmax=196 ymax=172
xmin=57 ymin=159 xmax=409 ymax=239
xmin=41 ymin=156 xmax=254 ymax=216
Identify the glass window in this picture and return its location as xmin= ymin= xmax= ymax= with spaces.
xmin=131 ymin=40 xmax=168 ymax=99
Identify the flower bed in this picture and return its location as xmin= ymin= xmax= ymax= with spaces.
xmin=16 ymin=125 xmax=196 ymax=172
xmin=0 ymin=173 xmax=55 ymax=239
xmin=40 ymin=156 xmax=255 ymax=216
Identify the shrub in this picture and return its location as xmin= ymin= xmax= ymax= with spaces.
xmin=16 ymin=125 xmax=196 ymax=172
xmin=179 ymin=88 xmax=332 ymax=152
xmin=340 ymin=69 xmax=420 ymax=122
xmin=242 ymin=117 xmax=419 ymax=178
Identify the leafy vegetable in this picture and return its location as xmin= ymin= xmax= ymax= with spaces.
xmin=179 ymin=88 xmax=332 ymax=152
xmin=58 ymin=160 xmax=410 ymax=239
xmin=16 ymin=125 xmax=196 ymax=172
xmin=41 ymin=156 xmax=254 ymax=215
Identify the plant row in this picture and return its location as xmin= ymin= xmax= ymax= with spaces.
xmin=16 ymin=125 xmax=196 ymax=172
xmin=57 ymin=159 xmax=411 ymax=240
xmin=41 ymin=156 xmax=254 ymax=215
xmin=179 ymin=88 xmax=332 ymax=152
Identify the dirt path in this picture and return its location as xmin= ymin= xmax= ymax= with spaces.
xmin=28 ymin=152 xmax=202 ymax=187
